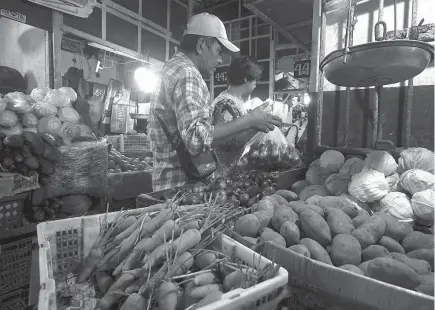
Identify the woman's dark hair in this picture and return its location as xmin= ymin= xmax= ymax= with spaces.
xmin=227 ymin=56 xmax=263 ymax=86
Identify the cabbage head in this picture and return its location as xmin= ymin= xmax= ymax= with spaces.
xmin=364 ymin=151 xmax=398 ymax=176
xmin=398 ymin=147 xmax=434 ymax=175
xmin=348 ymin=170 xmax=389 ymax=202
xmin=399 ymin=169 xmax=435 ymax=195
xmin=411 ymin=188 xmax=434 ymax=224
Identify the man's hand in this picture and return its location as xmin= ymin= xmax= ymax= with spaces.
xmin=245 ymin=102 xmax=283 ymax=133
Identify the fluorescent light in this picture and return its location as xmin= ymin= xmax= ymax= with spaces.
xmin=88 ymin=42 xmax=147 ymax=63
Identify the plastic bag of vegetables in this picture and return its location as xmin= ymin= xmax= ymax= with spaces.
xmin=4 ymin=91 xmax=33 ymax=114
xmin=43 ymin=89 xmax=71 ymax=108
xmin=237 ymin=126 xmax=302 ymax=171
xmin=0 ymin=110 xmax=19 ymax=127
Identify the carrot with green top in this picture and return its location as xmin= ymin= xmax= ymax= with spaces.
xmin=112 ymin=213 xmax=149 ymax=246
xmin=122 ymin=219 xmax=180 ymax=271
xmin=158 ymin=281 xmax=179 ymax=310
xmin=138 ymin=208 xmax=174 ymax=239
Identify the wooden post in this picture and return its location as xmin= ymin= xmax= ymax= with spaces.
xmin=187 ymin=0 xmax=194 ymax=21
xmin=52 ymin=12 xmax=63 ymax=89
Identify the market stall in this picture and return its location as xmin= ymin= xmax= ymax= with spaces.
xmin=0 ymin=0 xmax=434 ymax=309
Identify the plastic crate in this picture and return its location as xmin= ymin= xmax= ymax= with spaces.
xmin=0 ymin=233 xmax=34 ymax=296
xmin=0 ymin=193 xmax=29 ymax=235
xmin=0 ymin=287 xmax=29 ymax=310
xmin=37 ymin=210 xmax=288 ymax=310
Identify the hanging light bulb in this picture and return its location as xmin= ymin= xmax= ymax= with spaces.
xmin=134 ymin=66 xmax=158 ymax=93
xmin=303 ymin=93 xmax=311 ymax=105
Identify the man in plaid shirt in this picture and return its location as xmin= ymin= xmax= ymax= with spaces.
xmin=149 ymin=13 xmax=282 ymax=191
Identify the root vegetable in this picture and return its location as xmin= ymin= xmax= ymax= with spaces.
xmin=113 ymin=213 xmax=149 ymax=246
xmin=139 ymin=208 xmax=174 ymax=239
xmin=288 ymin=244 xmax=310 ymax=258
xmin=195 ymin=291 xmax=223 ymax=308
xmin=259 ymin=231 xmax=286 ymax=247
xmin=77 ymin=247 xmax=104 ymax=283
xmin=119 ymin=293 xmax=146 ymax=310
xmin=189 ymin=284 xmax=221 ymax=299
xmin=280 ymin=221 xmax=300 ymax=246
xmin=112 ymin=216 xmax=136 ymax=236
xmin=123 ymin=220 xmax=180 ymax=271
xmin=234 ymin=214 xmax=261 ymax=237
xmin=172 ymin=229 xmax=202 ymax=255
xmin=339 ymin=264 xmax=365 ymax=275
xmin=167 ymin=251 xmax=194 ymax=278
xmin=158 ymin=281 xmax=179 ymax=310
xmin=94 ymin=271 xmax=114 ymax=294
xmin=194 ymin=272 xmax=218 ymax=286
xmin=194 ymin=252 xmax=216 ymax=270
xmin=180 ymin=219 xmax=200 ymax=231
xmin=96 ymin=247 xmax=119 ymax=271
xmin=96 ymin=270 xmax=141 ymax=309
xmin=223 ymin=269 xmax=255 ymax=292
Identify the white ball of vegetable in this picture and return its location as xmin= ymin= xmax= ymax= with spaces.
xmin=371 ymin=192 xmax=414 ymax=222
xmin=411 ymin=188 xmax=434 ymax=224
xmin=364 ymin=151 xmax=398 ymax=176
xmin=399 ymin=169 xmax=435 ymax=195
xmin=348 ymin=170 xmax=389 ymax=203
xmin=397 ymin=147 xmax=435 ymax=175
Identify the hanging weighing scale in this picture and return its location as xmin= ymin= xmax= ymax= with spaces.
xmin=320 ymin=0 xmax=434 ymax=88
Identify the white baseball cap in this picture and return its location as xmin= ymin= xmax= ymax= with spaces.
xmin=184 ymin=13 xmax=240 ymax=53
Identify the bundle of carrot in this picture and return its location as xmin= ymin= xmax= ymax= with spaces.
xmin=62 ymin=192 xmax=281 ymax=310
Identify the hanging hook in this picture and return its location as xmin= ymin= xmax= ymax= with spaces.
xmin=374 ymin=21 xmax=387 ymax=41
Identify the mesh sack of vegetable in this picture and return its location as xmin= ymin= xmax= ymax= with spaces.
xmin=237 ymin=126 xmax=303 ymax=172
xmin=44 ymin=139 xmax=108 ymax=198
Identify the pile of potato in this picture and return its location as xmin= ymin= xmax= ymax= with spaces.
xmin=234 ymin=188 xmax=434 ymax=296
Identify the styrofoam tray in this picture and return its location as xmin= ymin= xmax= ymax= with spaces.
xmin=37 ymin=209 xmax=288 ymax=310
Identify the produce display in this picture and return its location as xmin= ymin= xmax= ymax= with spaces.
xmin=26 ymin=193 xmax=94 ymax=222
xmin=0 ymin=87 xmax=94 ymax=143
xmin=108 ymin=147 xmax=153 ymax=173
xmin=233 ymin=148 xmax=434 ymax=296
xmin=238 ymin=127 xmax=302 ymax=171
xmin=58 ymin=196 xmax=282 ymax=310
xmin=0 ymin=131 xmax=60 ymax=178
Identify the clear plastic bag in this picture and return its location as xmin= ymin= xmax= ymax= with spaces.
xmin=238 ymin=126 xmax=303 ymax=172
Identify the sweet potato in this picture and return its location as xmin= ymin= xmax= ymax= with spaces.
xmin=378 ymin=236 xmax=405 ymax=254
xmin=417 ymin=273 xmax=434 ymax=296
xmin=252 ymin=211 xmax=272 ymax=229
xmin=280 ymin=221 xmax=300 ymax=246
xmin=358 ymin=261 xmax=371 ymax=275
xmin=317 ymin=196 xmax=359 ymax=218
xmin=261 ymin=197 xmax=280 ymax=212
xmin=339 ymin=264 xmax=365 ymax=275
xmin=189 ymin=284 xmax=221 ymax=299
xmin=287 ymin=201 xmax=309 ymax=215
xmin=288 ymin=244 xmax=310 ymax=257
xmin=259 ymin=227 xmax=275 ymax=235
xmin=361 ymin=245 xmax=390 ymax=262
xmin=376 ymin=213 xmax=413 ymax=242
xmin=223 ymin=269 xmax=253 ymax=292
xmin=305 ymin=204 xmax=325 ymax=217
xmin=330 ymin=234 xmax=362 ymax=266
xmin=270 ymin=194 xmax=288 ymax=205
xmin=352 ymin=214 xmax=370 ymax=228
xmin=402 ymin=231 xmax=434 ymax=252
xmin=299 ymin=238 xmax=333 ymax=265
xmin=271 ymin=207 xmax=299 ymax=231
xmin=291 ymin=180 xmax=309 ymax=195
xmin=275 ymin=190 xmax=298 ymax=202
xmin=407 ymin=249 xmax=434 ymax=271
xmin=300 ymin=209 xmax=331 ymax=246
xmin=351 ymin=215 xmax=386 ymax=248
xmin=390 ymin=252 xmax=431 ymax=275
xmin=234 ymin=214 xmax=261 ymax=237
xmin=260 ymin=230 xmax=286 ymax=247
xmin=367 ymin=257 xmax=420 ymax=289
xmin=253 ymin=199 xmax=275 ymax=216
xmin=327 ymin=210 xmax=354 ymax=237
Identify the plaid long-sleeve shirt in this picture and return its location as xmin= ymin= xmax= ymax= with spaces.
xmin=148 ymin=51 xmax=214 ymax=191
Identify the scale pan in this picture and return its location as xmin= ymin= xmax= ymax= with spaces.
xmin=320 ymin=40 xmax=434 ymax=87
